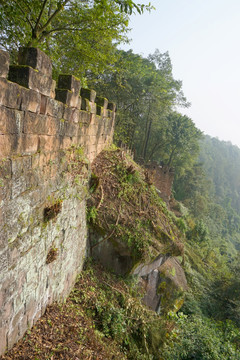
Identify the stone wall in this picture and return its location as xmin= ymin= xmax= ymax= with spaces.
xmin=0 ymin=48 xmax=115 ymax=354
xmin=145 ymin=163 xmax=174 ymax=206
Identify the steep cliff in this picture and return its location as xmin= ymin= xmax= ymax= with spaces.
xmin=88 ymin=147 xmax=187 ymax=314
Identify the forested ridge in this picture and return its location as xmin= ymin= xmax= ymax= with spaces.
xmin=1 ymin=1 xmax=240 ymax=359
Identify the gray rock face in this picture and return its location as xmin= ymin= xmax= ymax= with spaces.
xmin=133 ymin=256 xmax=187 ymax=314
xmin=132 ymin=254 xmax=166 ymax=277
xmin=90 ymin=231 xmax=134 ymax=276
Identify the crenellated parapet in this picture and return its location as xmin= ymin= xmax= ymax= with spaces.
xmin=0 ymin=48 xmax=115 ymax=355
xmin=0 ymin=47 xmax=116 ymax=162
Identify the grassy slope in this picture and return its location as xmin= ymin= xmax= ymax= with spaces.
xmin=1 ymin=148 xmax=186 ymax=360
xmin=88 ymin=147 xmax=184 ymax=264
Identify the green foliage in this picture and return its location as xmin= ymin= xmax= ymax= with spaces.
xmin=86 ymin=205 xmax=98 ymax=224
xmin=0 ymin=0 xmax=149 ymax=80
xmin=187 ymin=220 xmax=209 ymax=243
xmin=88 ymin=49 xmax=189 ymax=159
xmin=87 ymin=149 xmax=183 ymax=263
xmin=74 ymin=261 xmax=166 ymax=360
xmin=162 ymin=314 xmax=240 ymax=360
xmin=159 ymin=112 xmax=202 ymax=170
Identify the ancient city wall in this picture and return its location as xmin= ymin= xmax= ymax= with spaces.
xmin=0 ymin=47 xmax=115 ymax=354
xmin=145 ymin=163 xmax=174 ymax=205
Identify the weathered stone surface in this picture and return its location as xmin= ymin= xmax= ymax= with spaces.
xmin=0 ymin=78 xmax=22 ymax=109
xmin=158 ymin=257 xmax=187 ymax=311
xmin=23 ymin=112 xmax=60 ymax=136
xmin=46 ymin=97 xmax=64 ymax=118
xmin=145 ymin=163 xmax=174 ymax=206
xmin=81 ymin=98 xmax=96 ymax=113
xmin=0 ymin=47 xmax=116 ymax=356
xmin=96 ymin=96 xmax=108 ymax=109
xmin=0 ymin=327 xmax=7 ymax=355
xmin=9 ymin=66 xmax=53 ymax=96
xmin=0 ymin=50 xmax=10 ymax=78
xmin=134 ymin=256 xmax=187 ymax=314
xmin=50 ymin=80 xmax=56 ymax=99
xmin=90 ymin=231 xmax=134 ymax=275
xmin=58 ymin=75 xmax=81 ymax=95
xmin=80 ymin=88 xmax=96 ymax=102
xmin=0 ymin=106 xmax=23 ymax=135
xmin=18 ymin=47 xmax=52 ymax=77
xmin=55 ymin=89 xmax=81 ymax=108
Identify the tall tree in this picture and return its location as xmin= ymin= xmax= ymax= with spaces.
xmin=161 ymin=112 xmax=202 ymax=169
xmin=89 ymin=49 xmax=188 ymax=155
xmin=0 ymin=0 xmax=151 ymax=79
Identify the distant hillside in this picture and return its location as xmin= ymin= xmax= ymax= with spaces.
xmin=199 ymin=135 xmax=240 ymax=213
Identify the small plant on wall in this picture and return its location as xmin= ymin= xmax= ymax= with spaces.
xmin=46 ymin=247 xmax=59 ymax=264
xmin=43 ymin=199 xmax=62 ymax=223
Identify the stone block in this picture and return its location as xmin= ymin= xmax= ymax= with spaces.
xmin=58 ymin=74 xmax=81 ymax=95
xmin=7 ymin=324 xmax=20 ymax=350
xmin=63 ymin=121 xmax=80 ymax=138
xmin=0 ymin=327 xmax=7 ymax=355
xmin=0 ymin=135 xmax=16 ymax=157
xmin=0 ymin=158 xmax=11 ymax=179
xmin=87 ymin=124 xmax=98 ymax=137
xmin=0 ymin=249 xmax=8 ymax=276
xmin=20 ymin=134 xmax=39 ymax=155
xmin=81 ymin=98 xmax=96 ymax=113
xmin=79 ymin=111 xmax=91 ymax=125
xmin=25 ymin=297 xmax=37 ymax=327
xmin=45 ymin=115 xmax=61 ymax=135
xmin=96 ymin=96 xmax=108 ymax=109
xmin=60 ymin=136 xmax=74 ymax=149
xmin=24 ymin=89 xmax=41 ymax=113
xmin=55 ymin=89 xmax=81 ymax=108
xmin=62 ymin=105 xmax=80 ymax=123
xmin=23 ymin=111 xmax=47 ymax=135
xmin=9 ymin=66 xmax=53 ymax=97
xmin=0 ymin=184 xmax=9 ymax=209
xmin=11 ymin=156 xmax=32 ymax=179
xmin=0 ymin=106 xmax=23 ymax=135
xmin=2 ymin=85 xmax=40 ymax=113
xmin=18 ymin=313 xmax=28 ymax=338
xmin=24 ymin=112 xmax=60 ymax=136
xmin=46 ymin=97 xmax=64 ymax=118
xmin=40 ymin=94 xmax=47 ymax=114
xmin=108 ymin=102 xmax=116 ymax=112
xmin=50 ymin=79 xmax=56 ymax=99
xmin=39 ymin=135 xmax=60 ymax=152
xmin=0 ymin=78 xmax=22 ymax=109
xmin=0 ymin=50 xmax=10 ymax=78
xmin=18 ymin=47 xmax=52 ymax=77
xmin=80 ymin=88 xmax=96 ymax=102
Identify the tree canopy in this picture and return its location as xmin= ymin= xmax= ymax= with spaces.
xmin=0 ymin=0 xmax=151 ymax=79
xmin=89 ymin=49 xmax=199 ymax=173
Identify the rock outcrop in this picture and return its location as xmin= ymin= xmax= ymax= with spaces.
xmin=88 ymin=149 xmax=187 ymax=315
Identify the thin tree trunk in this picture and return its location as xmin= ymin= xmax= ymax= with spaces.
xmin=142 ymin=101 xmax=152 ymax=160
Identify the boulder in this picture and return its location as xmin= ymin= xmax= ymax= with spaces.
xmin=133 ymin=256 xmax=187 ymax=314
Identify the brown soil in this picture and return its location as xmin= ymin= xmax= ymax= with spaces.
xmin=0 ymin=265 xmax=125 ymax=360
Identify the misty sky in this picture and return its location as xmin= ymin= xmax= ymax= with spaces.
xmin=122 ymin=0 xmax=240 ymax=148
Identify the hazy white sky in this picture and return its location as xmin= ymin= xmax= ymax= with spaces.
xmin=122 ymin=0 xmax=240 ymax=148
